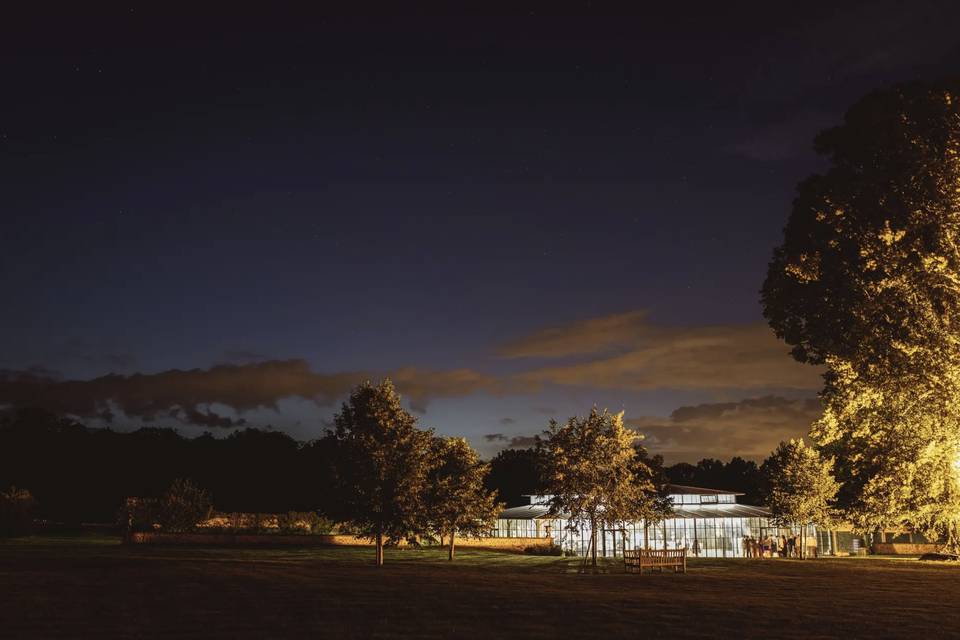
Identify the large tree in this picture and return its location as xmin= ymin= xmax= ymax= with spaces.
xmin=762 ymin=80 xmax=960 ymax=551
xmin=537 ymin=408 xmax=662 ymax=571
xmin=761 ymin=439 xmax=839 ymax=559
xmin=426 ymin=437 xmax=502 ymax=560
xmin=332 ymin=379 xmax=434 ymax=566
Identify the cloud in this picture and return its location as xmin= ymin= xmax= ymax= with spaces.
xmin=626 ymin=395 xmax=822 ymax=462
xmin=499 ymin=417 xmax=516 ymax=425
xmin=388 ymin=367 xmax=507 ymax=413
xmin=482 ymin=432 xmax=537 ymax=448
xmin=0 ymin=360 xmax=504 ymax=427
xmin=506 ymin=435 xmax=537 ymax=448
xmin=175 ymin=407 xmax=247 ymax=429
xmin=503 ymin=311 xmax=822 ymax=391
xmin=498 ymin=310 xmax=649 ymax=359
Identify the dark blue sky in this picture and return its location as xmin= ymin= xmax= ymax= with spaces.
xmin=3 ymin=3 xmax=959 ymax=460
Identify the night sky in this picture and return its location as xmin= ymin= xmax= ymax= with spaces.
xmin=3 ymin=3 xmax=960 ymax=461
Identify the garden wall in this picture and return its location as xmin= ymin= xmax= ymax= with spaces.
xmin=456 ymin=536 xmax=549 ymax=551
xmin=872 ymin=542 xmax=941 ymax=555
xmin=127 ymin=532 xmax=549 ymax=552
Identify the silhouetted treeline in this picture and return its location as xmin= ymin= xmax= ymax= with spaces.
xmin=485 ymin=448 xmax=542 ymax=507
xmin=0 ymin=408 xmax=338 ymax=523
xmin=487 ymin=448 xmax=764 ymax=506
xmin=0 ymin=408 xmax=768 ymax=524
xmin=665 ymin=457 xmax=764 ymax=505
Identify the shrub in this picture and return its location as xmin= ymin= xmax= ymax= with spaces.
xmin=276 ymin=511 xmax=336 ymax=534
xmin=523 ymin=543 xmax=563 ymax=556
xmin=0 ymin=486 xmax=36 ymax=536
xmin=158 ymin=478 xmax=212 ymax=533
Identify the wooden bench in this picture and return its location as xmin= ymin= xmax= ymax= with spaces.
xmin=623 ymin=548 xmax=687 ymax=574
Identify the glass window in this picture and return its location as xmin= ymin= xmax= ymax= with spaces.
xmin=700 ymin=495 xmax=718 ymax=504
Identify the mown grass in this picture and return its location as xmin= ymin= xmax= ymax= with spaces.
xmin=1 ymin=534 xmax=957 ymax=639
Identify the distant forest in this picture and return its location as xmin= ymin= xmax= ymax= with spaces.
xmin=0 ymin=408 xmax=766 ymax=523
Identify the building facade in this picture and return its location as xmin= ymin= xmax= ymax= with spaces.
xmin=492 ymin=484 xmax=830 ymax=558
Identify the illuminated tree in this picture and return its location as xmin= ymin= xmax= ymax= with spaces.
xmin=762 ymin=439 xmax=839 ymax=559
xmin=762 ymin=80 xmax=960 ymax=551
xmin=537 ymin=408 xmax=661 ymax=571
xmin=332 ymin=379 xmax=434 ymax=566
xmin=425 ymin=437 xmax=502 ymax=560
xmin=812 ymin=365 xmax=960 ymax=549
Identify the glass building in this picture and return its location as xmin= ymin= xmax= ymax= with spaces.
xmin=492 ymin=484 xmax=829 ymax=558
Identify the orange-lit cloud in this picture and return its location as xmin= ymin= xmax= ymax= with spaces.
xmin=388 ymin=366 xmax=508 ymax=413
xmin=626 ymin=396 xmax=822 ymax=462
xmin=502 ymin=311 xmax=822 ymax=391
xmin=498 ymin=310 xmax=652 ymax=359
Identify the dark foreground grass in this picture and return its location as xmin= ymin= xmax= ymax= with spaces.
xmin=2 ymin=535 xmax=958 ymax=639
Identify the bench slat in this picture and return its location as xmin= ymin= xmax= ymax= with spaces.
xmin=623 ymin=548 xmax=687 ymax=574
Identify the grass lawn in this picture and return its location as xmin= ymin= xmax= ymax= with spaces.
xmin=2 ymin=534 xmax=958 ymax=639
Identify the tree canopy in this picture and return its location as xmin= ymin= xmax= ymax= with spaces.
xmin=331 ymin=379 xmax=434 ymax=566
xmin=537 ymin=408 xmax=662 ymax=570
xmin=425 ymin=437 xmax=502 ymax=560
xmin=762 ymin=79 xmax=960 ymax=550
xmin=762 ymin=439 xmax=838 ymax=558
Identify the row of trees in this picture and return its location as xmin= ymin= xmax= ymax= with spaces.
xmin=1 ymin=401 xmax=837 ymax=563
xmin=328 ymin=382 xmax=670 ymax=569
xmin=329 ymin=380 xmax=500 ymax=564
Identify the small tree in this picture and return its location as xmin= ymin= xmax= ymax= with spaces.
xmin=762 ymin=439 xmax=839 ymax=559
xmin=158 ymin=478 xmax=212 ymax=533
xmin=0 ymin=486 xmax=36 ymax=536
xmin=332 ymin=379 xmax=434 ymax=566
xmin=537 ymin=408 xmax=659 ymax=572
xmin=426 ymin=437 xmax=502 ymax=561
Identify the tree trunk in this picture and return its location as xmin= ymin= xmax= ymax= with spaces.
xmin=375 ymin=522 xmax=384 ymax=567
xmin=448 ymin=529 xmax=456 ymax=561
xmin=590 ymin=517 xmax=598 ymax=572
xmin=948 ymin=522 xmax=960 ymax=555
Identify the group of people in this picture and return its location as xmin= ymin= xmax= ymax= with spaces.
xmin=742 ymin=533 xmax=804 ymax=558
